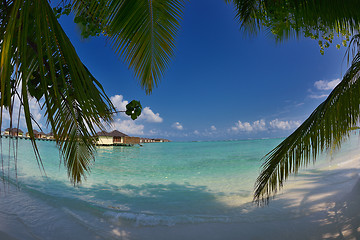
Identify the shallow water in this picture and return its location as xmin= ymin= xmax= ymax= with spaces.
xmin=0 ymin=136 xmax=359 ymax=234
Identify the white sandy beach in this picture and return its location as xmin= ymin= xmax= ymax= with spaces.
xmin=0 ymin=148 xmax=359 ymax=240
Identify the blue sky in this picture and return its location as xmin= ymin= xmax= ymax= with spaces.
xmin=13 ymin=1 xmax=350 ymax=141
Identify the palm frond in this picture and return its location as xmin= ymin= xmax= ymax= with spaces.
xmin=227 ymin=0 xmax=360 ymax=40
xmin=72 ymin=0 xmax=185 ymax=94
xmin=254 ymin=36 xmax=360 ymax=204
xmin=1 ymin=0 xmax=114 ymax=184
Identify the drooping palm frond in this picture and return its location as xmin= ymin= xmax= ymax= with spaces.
xmin=71 ymin=0 xmax=185 ymax=93
xmin=224 ymin=0 xmax=259 ymax=35
xmin=1 ymin=0 xmax=114 ymax=184
xmin=226 ymin=0 xmax=360 ymax=40
xmin=223 ymin=0 xmax=360 ymax=204
xmin=254 ymin=34 xmax=360 ymax=204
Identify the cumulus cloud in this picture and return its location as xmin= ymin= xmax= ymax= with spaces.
xmin=105 ymin=94 xmax=165 ymax=135
xmin=252 ymin=120 xmax=266 ymax=131
xmin=314 ymin=79 xmax=340 ymax=91
xmin=232 ymin=121 xmax=253 ymax=132
xmin=269 ymin=119 xmax=301 ymax=130
xmin=230 ymin=119 xmax=300 ymax=133
xmin=194 ymin=130 xmax=200 ymax=135
xmin=231 ymin=119 xmax=266 ymax=132
xmin=111 ymin=119 xmax=144 ymax=135
xmin=172 ymin=122 xmax=183 ymax=130
xmin=2 ymin=94 xmax=44 ymax=131
xmin=111 ymin=94 xmax=163 ymax=123
xmin=111 ymin=94 xmax=128 ymax=112
xmin=210 ymin=125 xmax=216 ymax=131
xmin=139 ymin=107 xmax=163 ymax=123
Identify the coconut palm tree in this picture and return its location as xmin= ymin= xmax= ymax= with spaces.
xmin=226 ymin=0 xmax=360 ymax=204
xmin=0 ymin=0 xmax=185 ymax=184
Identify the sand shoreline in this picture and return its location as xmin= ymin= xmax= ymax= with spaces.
xmin=0 ymin=150 xmax=359 ymax=239
xmin=123 ymin=171 xmax=360 ymax=240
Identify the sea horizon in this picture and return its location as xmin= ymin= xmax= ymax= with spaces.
xmin=0 ymin=135 xmax=359 ymax=239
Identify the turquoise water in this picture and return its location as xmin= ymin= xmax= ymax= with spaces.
xmin=0 ymin=136 xmax=357 ymax=228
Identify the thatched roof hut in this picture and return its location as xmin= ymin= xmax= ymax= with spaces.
xmin=95 ymin=130 xmax=140 ymax=145
xmin=5 ymin=128 xmax=23 ymax=136
xmin=5 ymin=128 xmax=23 ymax=133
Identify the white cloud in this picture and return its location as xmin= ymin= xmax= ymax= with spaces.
xmin=29 ymin=100 xmax=42 ymax=124
xmin=111 ymin=95 xmax=163 ymax=123
xmin=2 ymin=94 xmax=45 ymax=131
xmin=308 ymin=94 xmax=329 ymax=99
xmin=172 ymin=122 xmax=183 ymax=130
xmin=138 ymin=107 xmax=163 ymax=123
xmin=194 ymin=130 xmax=200 ymax=135
xmin=2 ymin=93 xmax=162 ymax=136
xmin=210 ymin=125 xmax=216 ymax=131
xmin=230 ymin=119 xmax=300 ymax=133
xmin=111 ymin=119 xmax=144 ymax=135
xmin=314 ymin=79 xmax=340 ymax=91
xmin=308 ymin=79 xmax=341 ymax=99
xmin=237 ymin=121 xmax=253 ymax=132
xmin=108 ymin=94 xmax=164 ymax=135
xmin=111 ymin=95 xmax=128 ymax=112
xmin=231 ymin=119 xmax=266 ymax=132
xmin=269 ymin=119 xmax=301 ymax=130
xmin=252 ymin=120 xmax=266 ymax=131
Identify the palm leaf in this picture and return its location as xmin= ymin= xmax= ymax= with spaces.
xmin=254 ymin=36 xmax=360 ymax=204
xmin=1 ymin=0 xmax=114 ymax=184
xmin=72 ymin=0 xmax=185 ymax=93
xmin=226 ymin=0 xmax=360 ymax=40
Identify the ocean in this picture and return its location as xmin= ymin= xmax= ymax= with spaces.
xmin=0 ymin=136 xmax=359 ymax=239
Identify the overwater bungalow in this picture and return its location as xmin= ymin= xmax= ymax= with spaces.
xmin=47 ymin=132 xmax=55 ymax=140
xmin=39 ymin=131 xmax=48 ymax=139
xmin=4 ymin=128 xmax=23 ymax=136
xmin=26 ymin=130 xmax=47 ymax=139
xmin=96 ymin=130 xmax=140 ymax=146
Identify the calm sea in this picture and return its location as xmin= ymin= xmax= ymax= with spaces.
xmin=0 ymin=136 xmax=358 ymax=233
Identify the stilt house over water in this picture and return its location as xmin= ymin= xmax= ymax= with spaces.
xmin=26 ymin=130 xmax=47 ymax=139
xmin=47 ymin=132 xmax=55 ymax=140
xmin=96 ymin=130 xmax=140 ymax=146
xmin=4 ymin=128 xmax=23 ymax=136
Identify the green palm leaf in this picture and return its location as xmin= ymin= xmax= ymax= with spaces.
xmin=1 ymin=0 xmax=114 ymax=184
xmin=227 ymin=0 xmax=360 ymax=40
xmin=72 ymin=0 xmax=185 ymax=93
xmin=254 ymin=36 xmax=360 ymax=204
xmin=224 ymin=0 xmax=360 ymax=204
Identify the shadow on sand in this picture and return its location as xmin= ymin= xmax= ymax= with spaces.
xmin=1 ymin=164 xmax=359 ymax=240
